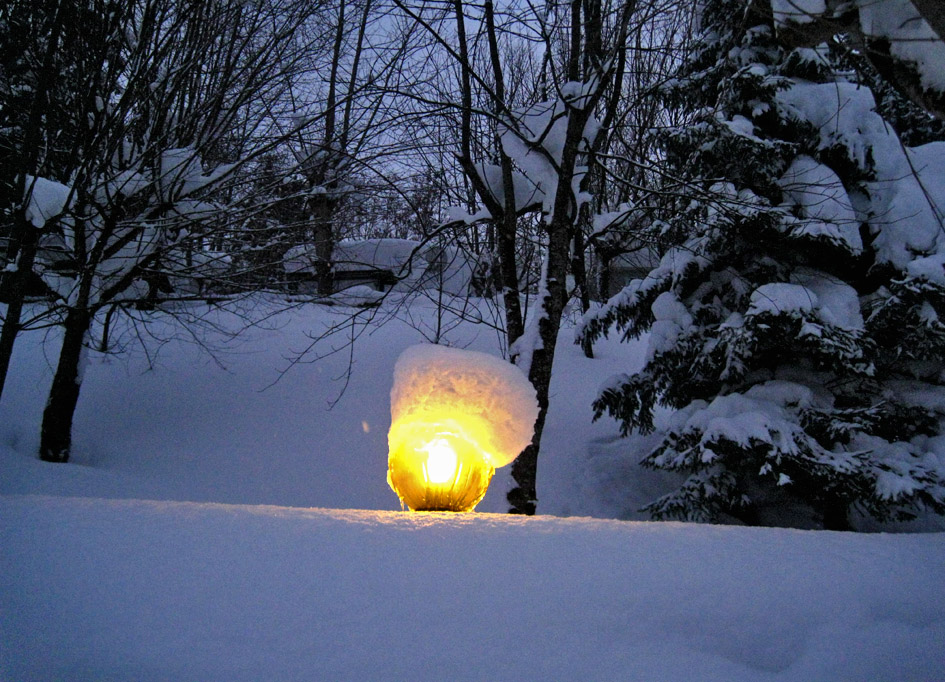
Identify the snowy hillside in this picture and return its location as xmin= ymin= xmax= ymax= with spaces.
xmin=2 ymin=297 xmax=945 ymax=679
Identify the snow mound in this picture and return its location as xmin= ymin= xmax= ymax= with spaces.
xmin=389 ymin=344 xmax=538 ymax=468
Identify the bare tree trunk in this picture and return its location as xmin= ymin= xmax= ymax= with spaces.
xmin=313 ymin=195 xmax=336 ymax=296
xmin=453 ymin=0 xmax=475 ymax=213
xmin=40 ymin=306 xmax=92 ymax=463
xmin=309 ymin=0 xmax=347 ymax=297
xmin=508 ymin=0 xmax=590 ymax=513
xmin=401 ymin=0 xmax=631 ymax=513
xmin=508 ymin=209 xmax=573 ymax=514
xmin=571 ymin=225 xmax=594 ymax=358
xmin=496 ymin=216 xmax=525 ymax=344
xmin=599 ymin=252 xmax=612 ymax=300
xmin=483 ymin=0 xmax=525 ymax=348
xmin=0 ymin=228 xmax=40 ymax=402
xmin=0 ymin=3 xmax=67 ymax=403
xmin=507 ymin=0 xmax=633 ymax=513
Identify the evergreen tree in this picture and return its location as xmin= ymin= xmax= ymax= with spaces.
xmin=580 ymin=0 xmax=945 ymax=529
xmin=831 ymin=35 xmax=945 ymax=147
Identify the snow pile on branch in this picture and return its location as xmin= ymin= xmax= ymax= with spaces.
xmin=472 ymin=161 xmax=546 ymax=214
xmin=499 ymin=95 xmax=599 ymax=217
xmin=776 ymin=82 xmax=893 ymax=168
xmin=791 ymin=269 xmax=864 ymax=329
xmin=746 ymin=275 xmax=862 ymax=330
xmin=747 ymin=283 xmax=817 ymax=316
xmin=858 ymin=0 xmax=945 ymax=93
xmin=771 ymin=0 xmax=825 ymax=27
xmin=389 ymin=344 xmax=538 ymax=467
xmin=654 ymin=381 xmax=824 ymax=469
xmin=870 ymin=140 xmax=945 ymax=269
xmin=772 ymin=0 xmax=945 ymax=94
xmin=776 ymin=82 xmax=945 ymax=270
xmin=157 ymin=147 xmax=233 ymax=201
xmin=23 ymin=176 xmax=72 ymax=228
xmin=452 ymin=85 xmax=601 ymax=221
xmin=648 ymin=292 xmax=694 ymax=360
xmin=778 ymin=155 xmax=861 ymax=252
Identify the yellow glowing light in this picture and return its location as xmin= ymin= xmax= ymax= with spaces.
xmin=387 ymin=423 xmax=495 ymax=512
xmin=421 ymin=438 xmax=458 ymax=484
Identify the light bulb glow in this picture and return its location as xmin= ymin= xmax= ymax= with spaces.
xmin=387 ymin=426 xmax=494 ymax=511
xmin=421 ymin=438 xmax=458 ymax=483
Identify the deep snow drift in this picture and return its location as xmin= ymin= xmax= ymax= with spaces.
xmin=2 ymin=295 xmax=944 ymax=679
xmin=4 ymin=496 xmax=945 ymax=682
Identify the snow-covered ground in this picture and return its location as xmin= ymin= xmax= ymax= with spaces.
xmin=2 ymin=295 xmax=944 ymax=679
xmin=0 ymin=295 xmax=657 ymax=516
xmin=5 ymin=496 xmax=945 ymax=681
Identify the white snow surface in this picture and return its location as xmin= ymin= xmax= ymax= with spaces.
xmin=3 ymin=495 xmax=945 ymax=681
xmin=1 ymin=296 xmax=943 ymax=679
xmin=390 ymin=344 xmax=538 ymax=468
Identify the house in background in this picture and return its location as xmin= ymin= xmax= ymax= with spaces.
xmin=0 ymin=231 xmax=75 ymax=302
xmin=587 ymin=242 xmax=660 ymax=301
xmin=283 ymin=238 xmax=474 ymax=296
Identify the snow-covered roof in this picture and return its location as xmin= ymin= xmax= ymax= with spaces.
xmin=284 ymin=238 xmax=425 ymax=275
xmin=282 ymin=238 xmax=475 ymax=296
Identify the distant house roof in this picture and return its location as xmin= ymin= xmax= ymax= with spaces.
xmin=284 ymin=238 xmax=423 ymax=275
xmin=611 ymin=245 xmax=659 ymax=273
xmin=283 ymin=238 xmax=474 ymax=296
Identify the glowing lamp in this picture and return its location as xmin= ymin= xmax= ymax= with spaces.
xmin=388 ymin=423 xmax=495 ymax=511
xmin=387 ymin=344 xmax=539 ymax=512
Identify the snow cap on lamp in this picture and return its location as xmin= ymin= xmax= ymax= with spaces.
xmin=388 ymin=344 xmax=538 ymax=511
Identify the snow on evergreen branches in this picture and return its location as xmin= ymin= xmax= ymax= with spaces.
xmin=584 ymin=0 xmax=945 ymax=528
